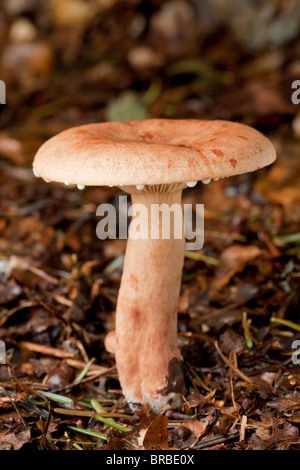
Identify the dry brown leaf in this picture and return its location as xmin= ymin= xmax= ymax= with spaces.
xmin=211 ymin=244 xmax=262 ymax=291
xmin=0 ymin=429 xmax=31 ymax=450
xmin=143 ymin=415 xmax=169 ymax=450
xmin=182 ymin=415 xmax=214 ymax=440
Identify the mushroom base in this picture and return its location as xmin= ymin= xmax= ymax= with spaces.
xmin=114 ymin=188 xmax=186 ymax=412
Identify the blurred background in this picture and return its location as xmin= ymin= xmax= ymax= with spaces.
xmin=1 ymin=0 xmax=300 ymax=139
xmin=0 ymin=0 xmax=299 ymax=275
xmin=0 ymin=0 xmax=300 ymax=450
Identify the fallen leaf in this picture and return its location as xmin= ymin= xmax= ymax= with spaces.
xmin=0 ymin=429 xmax=31 ymax=450
xmin=182 ymin=415 xmax=214 ymax=440
xmin=211 ymin=244 xmax=262 ymax=291
xmin=143 ymin=416 xmax=169 ymax=450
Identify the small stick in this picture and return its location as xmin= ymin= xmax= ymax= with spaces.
xmin=12 ymin=374 xmax=49 ymax=401
xmin=54 ymin=408 xmax=133 ymax=419
xmin=18 ymin=341 xmax=74 ymax=358
xmin=51 ymin=366 xmax=116 ymax=393
xmin=40 ymin=402 xmax=52 ymax=449
xmin=214 ymin=341 xmax=253 ymax=384
xmin=194 ymin=432 xmax=239 ymax=449
xmin=53 ymin=295 xmax=73 ymax=307
xmin=239 ymin=415 xmax=247 ymax=442
xmin=178 ymin=331 xmax=215 ymax=343
xmin=0 ymin=301 xmax=38 ymax=327
xmin=66 ymin=358 xmax=108 ymax=371
xmin=9 ymin=396 xmax=28 ymax=430
xmin=229 ymin=351 xmax=240 ymax=416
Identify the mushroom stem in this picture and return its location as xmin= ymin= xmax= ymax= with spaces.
xmin=115 ymin=188 xmax=187 ymax=411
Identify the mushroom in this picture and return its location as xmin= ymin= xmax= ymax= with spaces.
xmin=33 ymin=119 xmax=276 ymax=412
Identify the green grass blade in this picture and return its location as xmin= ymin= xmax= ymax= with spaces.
xmin=68 ymin=426 xmax=107 ymax=441
xmin=66 ymin=358 xmax=95 ymax=392
xmin=91 ymin=399 xmax=131 ymax=433
xmin=73 ymin=443 xmax=84 ymax=450
xmin=37 ymin=390 xmax=73 ymax=404
xmin=270 ymin=317 xmax=300 ymax=333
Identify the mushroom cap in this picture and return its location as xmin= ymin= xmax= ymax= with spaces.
xmin=33 ymin=119 xmax=276 ymax=186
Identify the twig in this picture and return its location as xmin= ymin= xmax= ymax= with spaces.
xmin=178 ymin=331 xmax=215 ymax=343
xmin=39 ymin=402 xmax=52 ymax=450
xmin=66 ymin=358 xmax=108 ymax=371
xmin=0 ymin=301 xmax=38 ymax=327
xmin=18 ymin=341 xmax=74 ymax=358
xmin=194 ymin=432 xmax=239 ymax=449
xmin=51 ymin=366 xmax=116 ymax=393
xmin=8 ymin=396 xmax=28 ymax=430
xmin=239 ymin=415 xmax=247 ymax=442
xmin=28 ymin=265 xmax=59 ymax=284
xmin=214 ymin=341 xmax=253 ymax=384
xmin=229 ymin=351 xmax=240 ymax=415
xmin=54 ymin=408 xmax=133 ymax=419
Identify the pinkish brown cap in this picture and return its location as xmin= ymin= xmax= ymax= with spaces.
xmin=33 ymin=119 xmax=276 ymax=187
